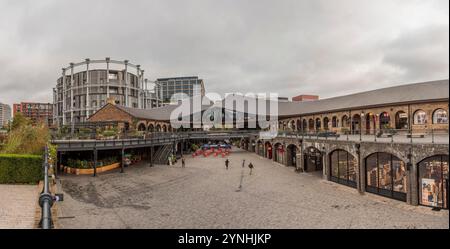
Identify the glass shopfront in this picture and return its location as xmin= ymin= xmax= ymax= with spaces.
xmin=365 ymin=153 xmax=407 ymax=201
xmin=304 ymin=147 xmax=323 ymax=172
xmin=330 ymin=150 xmax=357 ymax=188
xmin=418 ymin=155 xmax=449 ymax=209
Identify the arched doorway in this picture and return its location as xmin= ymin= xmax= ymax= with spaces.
xmin=274 ymin=143 xmax=283 ymax=164
xmin=290 ymin=120 xmax=296 ymax=131
xmin=329 ymin=150 xmax=357 ymax=188
xmin=315 ymin=118 xmax=321 ymax=131
xmin=379 ymin=112 xmax=391 ymax=130
xmin=302 ymin=119 xmax=307 ymax=132
xmin=418 ymin=155 xmax=449 ymax=209
xmin=137 ymin=123 xmax=146 ymax=131
xmin=365 ymin=113 xmax=376 ymax=135
xmin=287 ymin=144 xmax=297 ymax=167
xmin=352 ymin=114 xmax=361 ymax=134
xmin=331 ymin=116 xmax=338 ymax=129
xmin=308 ymin=119 xmax=314 ymax=132
xmin=257 ymin=141 xmax=263 ymax=156
xmin=162 ymin=125 xmax=167 ymax=132
xmin=155 ymin=124 xmax=161 ymax=132
xmin=395 ymin=111 xmax=408 ymax=129
xmin=323 ymin=117 xmax=330 ymax=130
xmin=296 ymin=120 xmax=301 ymax=131
xmin=148 ymin=124 xmax=154 ymax=132
xmin=365 ymin=152 xmax=407 ymax=201
xmin=265 ymin=142 xmax=273 ymax=159
xmin=342 ymin=115 xmax=349 ymax=128
xmin=242 ymin=139 xmax=249 ymax=151
xmin=304 ymin=147 xmax=323 ymax=173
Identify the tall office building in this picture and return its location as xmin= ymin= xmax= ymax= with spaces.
xmin=0 ymin=103 xmax=12 ymax=128
xmin=155 ymin=76 xmax=205 ymax=104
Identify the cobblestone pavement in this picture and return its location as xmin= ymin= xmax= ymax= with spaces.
xmin=57 ymin=148 xmax=449 ymax=229
xmin=0 ymin=185 xmax=37 ymax=229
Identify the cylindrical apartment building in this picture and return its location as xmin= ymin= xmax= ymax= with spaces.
xmin=53 ymin=58 xmax=161 ymax=126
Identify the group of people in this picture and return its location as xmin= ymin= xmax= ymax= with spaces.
xmin=177 ymin=156 xmax=254 ymax=175
xmin=225 ymin=159 xmax=254 ymax=175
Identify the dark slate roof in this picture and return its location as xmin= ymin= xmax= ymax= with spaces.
xmin=278 ymin=79 xmax=449 ymax=117
xmin=115 ymin=102 xmax=213 ymax=121
xmin=112 ymin=79 xmax=448 ymax=120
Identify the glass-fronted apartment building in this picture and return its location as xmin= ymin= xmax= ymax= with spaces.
xmin=155 ymin=76 xmax=205 ymax=104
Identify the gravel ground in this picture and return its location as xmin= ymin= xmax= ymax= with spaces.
xmin=57 ymin=148 xmax=449 ymax=229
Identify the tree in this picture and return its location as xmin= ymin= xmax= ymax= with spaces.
xmin=1 ymin=120 xmax=49 ymax=155
xmin=9 ymin=112 xmax=31 ymax=131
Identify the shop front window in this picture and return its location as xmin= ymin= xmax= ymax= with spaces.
xmin=330 ymin=150 xmax=357 ymax=188
xmin=418 ymin=155 xmax=449 ymax=209
xmin=365 ymin=152 xmax=407 ymax=201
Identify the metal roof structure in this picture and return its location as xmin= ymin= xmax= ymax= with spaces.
xmin=91 ymin=79 xmax=449 ymax=121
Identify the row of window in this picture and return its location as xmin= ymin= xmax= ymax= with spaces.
xmin=329 ymin=151 xmax=448 ymax=208
xmin=254 ymin=143 xmax=447 ymax=208
xmin=282 ymin=108 xmax=448 ymax=130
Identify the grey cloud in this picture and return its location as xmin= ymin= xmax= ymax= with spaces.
xmin=0 ymin=0 xmax=448 ymax=107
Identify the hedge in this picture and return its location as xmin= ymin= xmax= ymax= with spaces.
xmin=0 ymin=154 xmax=43 ymax=184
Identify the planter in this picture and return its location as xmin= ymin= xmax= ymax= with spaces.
xmin=63 ymin=162 xmax=121 ymax=175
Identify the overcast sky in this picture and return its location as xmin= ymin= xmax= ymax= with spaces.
xmin=0 ymin=0 xmax=448 ymax=107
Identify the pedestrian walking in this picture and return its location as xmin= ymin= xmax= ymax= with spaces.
xmin=242 ymin=159 xmax=245 ymax=168
xmin=248 ymin=162 xmax=254 ymax=175
xmin=225 ymin=159 xmax=229 ymax=170
xmin=181 ymin=157 xmax=185 ymax=168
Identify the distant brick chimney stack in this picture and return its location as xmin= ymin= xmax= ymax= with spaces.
xmin=292 ymin=94 xmax=319 ymax=102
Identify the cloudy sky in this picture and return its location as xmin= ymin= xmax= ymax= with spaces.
xmin=0 ymin=0 xmax=448 ymax=107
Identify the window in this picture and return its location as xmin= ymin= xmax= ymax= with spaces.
xmin=332 ymin=116 xmax=338 ymax=128
xmin=108 ymin=73 xmax=117 ymax=80
xmin=418 ymin=155 xmax=448 ymax=209
xmin=413 ymin=110 xmax=427 ymax=125
xmin=330 ymin=150 xmax=357 ymax=188
xmin=432 ymin=109 xmax=448 ymax=124
xmin=365 ymin=153 xmax=407 ymax=201
xmin=323 ymin=117 xmax=329 ymax=130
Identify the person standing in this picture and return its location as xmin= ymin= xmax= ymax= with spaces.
xmin=242 ymin=159 xmax=245 ymax=168
xmin=248 ymin=162 xmax=254 ymax=175
xmin=225 ymin=159 xmax=229 ymax=170
xmin=181 ymin=157 xmax=185 ymax=168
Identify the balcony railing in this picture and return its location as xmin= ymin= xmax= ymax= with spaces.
xmin=275 ymin=128 xmax=449 ymax=144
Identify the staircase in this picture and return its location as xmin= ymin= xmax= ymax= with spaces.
xmin=152 ymin=144 xmax=173 ymax=165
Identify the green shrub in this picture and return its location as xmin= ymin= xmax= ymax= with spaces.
xmin=191 ymin=143 xmax=199 ymax=151
xmin=102 ymin=130 xmax=117 ymax=137
xmin=0 ymin=154 xmax=43 ymax=184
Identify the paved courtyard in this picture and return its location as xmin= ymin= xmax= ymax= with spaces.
xmin=0 ymin=184 xmax=38 ymax=229
xmin=57 ymin=148 xmax=449 ymax=229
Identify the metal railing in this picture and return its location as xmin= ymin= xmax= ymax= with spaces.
xmin=38 ymin=146 xmax=63 ymax=229
xmin=275 ymin=128 xmax=449 ymax=144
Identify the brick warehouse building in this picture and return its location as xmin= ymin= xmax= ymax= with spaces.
xmin=13 ymin=102 xmax=53 ymax=126
xmin=81 ymin=79 xmax=449 ymax=209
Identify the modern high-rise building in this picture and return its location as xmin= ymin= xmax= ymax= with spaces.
xmin=155 ymin=76 xmax=205 ymax=104
xmin=13 ymin=102 xmax=53 ymax=126
xmin=53 ymin=58 xmax=162 ymax=126
xmin=0 ymin=103 xmax=12 ymax=128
